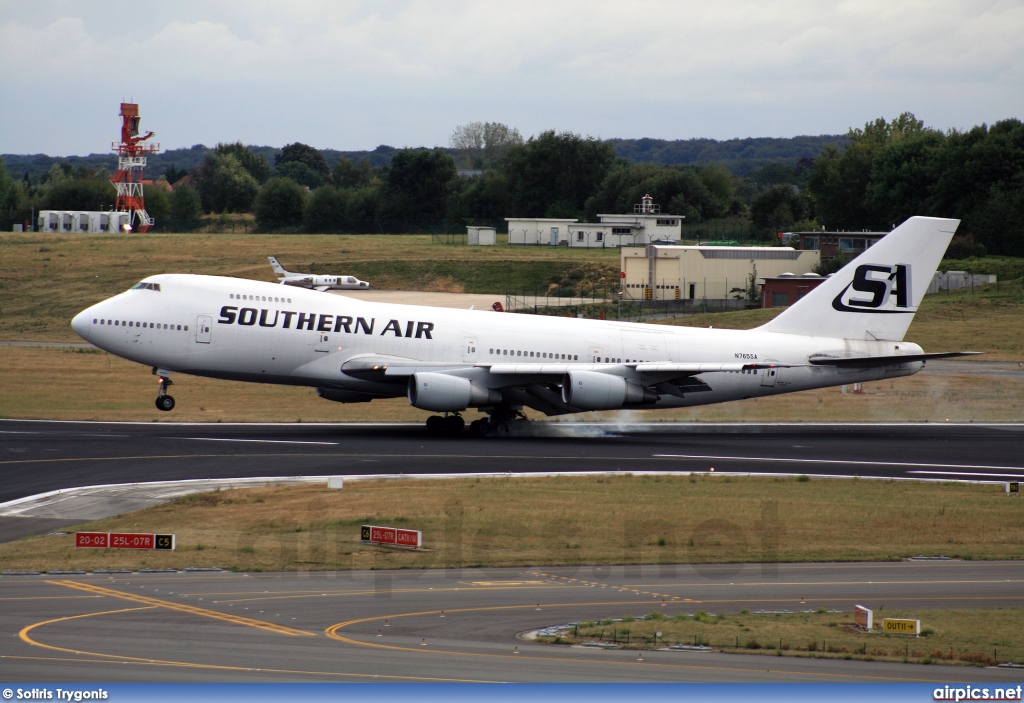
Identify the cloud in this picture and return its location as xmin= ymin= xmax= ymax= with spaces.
xmin=1 ymin=0 xmax=1021 ymax=153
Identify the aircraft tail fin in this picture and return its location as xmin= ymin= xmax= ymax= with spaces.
xmin=760 ymin=216 xmax=959 ymax=341
xmin=268 ymin=256 xmax=289 ymax=278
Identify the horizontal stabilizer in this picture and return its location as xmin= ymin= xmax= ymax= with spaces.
xmin=808 ymin=351 xmax=983 ymax=368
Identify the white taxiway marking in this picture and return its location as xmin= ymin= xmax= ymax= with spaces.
xmin=907 ymin=470 xmax=1024 ymax=479
xmin=652 ymin=454 xmax=1023 ymax=472
xmin=183 ymin=438 xmax=339 ymax=446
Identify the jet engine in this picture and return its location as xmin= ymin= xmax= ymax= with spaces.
xmin=561 ymin=370 xmax=658 ymax=410
xmin=407 ymin=372 xmax=502 ymax=412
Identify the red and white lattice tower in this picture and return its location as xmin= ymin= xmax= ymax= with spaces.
xmin=110 ymin=102 xmax=159 ymax=233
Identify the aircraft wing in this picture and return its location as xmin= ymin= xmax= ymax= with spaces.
xmin=340 ymin=355 xmax=802 ymax=416
xmin=808 ymin=351 xmax=982 ymax=368
xmin=342 ymin=356 xmax=791 ymax=380
xmin=314 ymin=285 xmax=332 ymax=292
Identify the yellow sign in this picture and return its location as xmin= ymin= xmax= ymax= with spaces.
xmin=882 ymin=618 xmax=920 ymax=634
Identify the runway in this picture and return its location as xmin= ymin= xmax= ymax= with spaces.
xmin=2 ymin=420 xmax=1023 ymax=508
xmin=2 ymin=563 xmax=1023 ymax=683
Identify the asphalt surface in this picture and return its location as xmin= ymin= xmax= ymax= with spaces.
xmin=2 ymin=420 xmax=1023 ymax=508
xmin=2 ymin=563 xmax=1023 ymax=683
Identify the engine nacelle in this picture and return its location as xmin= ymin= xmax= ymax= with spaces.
xmin=561 ymin=370 xmax=658 ymax=410
xmin=316 ymin=388 xmax=378 ymax=404
xmin=407 ymin=372 xmax=502 ymax=412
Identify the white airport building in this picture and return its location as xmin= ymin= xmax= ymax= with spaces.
xmin=506 ymin=195 xmax=682 ymax=248
xmin=37 ymin=210 xmax=132 ymax=233
xmin=466 ymin=226 xmax=497 ymax=246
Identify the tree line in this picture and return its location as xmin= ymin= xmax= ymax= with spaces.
xmin=1 ymin=115 xmax=1021 ymax=256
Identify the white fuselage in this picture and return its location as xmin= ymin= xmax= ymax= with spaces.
xmin=281 ymin=274 xmax=370 ymax=290
xmin=72 ymin=274 xmax=923 ymax=413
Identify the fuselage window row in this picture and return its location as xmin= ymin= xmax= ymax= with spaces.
xmin=229 ymin=294 xmax=291 ymax=304
xmin=488 ymin=349 xmax=578 ymax=361
xmin=95 ymin=319 xmax=186 ymax=331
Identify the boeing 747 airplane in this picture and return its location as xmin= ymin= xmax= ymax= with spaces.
xmin=71 ymin=217 xmax=975 ymax=436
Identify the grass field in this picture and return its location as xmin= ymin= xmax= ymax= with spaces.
xmin=537 ymin=608 xmax=1024 ymax=666
xmin=1 ymin=476 xmax=1019 ymax=573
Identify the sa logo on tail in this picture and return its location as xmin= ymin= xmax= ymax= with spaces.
xmin=832 ymin=264 xmax=911 ymax=313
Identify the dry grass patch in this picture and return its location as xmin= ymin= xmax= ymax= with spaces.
xmin=1 ymin=475 xmax=1019 ymax=573
xmin=547 ymin=608 xmax=1024 ymax=666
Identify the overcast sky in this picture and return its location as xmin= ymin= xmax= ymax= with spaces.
xmin=2 ymin=0 xmax=1022 ymax=156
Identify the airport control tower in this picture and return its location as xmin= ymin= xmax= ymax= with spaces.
xmin=110 ymin=102 xmax=159 ymax=233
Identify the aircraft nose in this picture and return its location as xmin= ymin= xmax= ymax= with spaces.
xmin=71 ymin=308 xmax=92 ymax=341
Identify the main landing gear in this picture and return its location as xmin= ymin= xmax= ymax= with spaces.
xmin=155 ymin=373 xmax=175 ymax=412
xmin=425 ymin=413 xmax=465 ymax=435
xmin=425 ymin=406 xmax=528 ymax=437
xmin=472 ymin=406 xmax=528 ymax=437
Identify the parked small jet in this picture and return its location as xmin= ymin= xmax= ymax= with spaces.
xmin=72 ymin=217 xmax=975 ymax=436
xmin=268 ymin=256 xmax=370 ymax=291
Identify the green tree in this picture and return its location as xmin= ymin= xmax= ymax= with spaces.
xmin=332 ymin=157 xmax=373 ymax=189
xmin=163 ymin=164 xmax=189 ymax=184
xmin=750 ymin=184 xmax=806 ymax=236
xmin=168 ymin=184 xmax=203 ymax=231
xmin=503 ymin=131 xmax=615 ymax=217
xmin=0 ymin=157 xmax=27 ymax=222
xmin=255 ymin=177 xmax=309 ymax=232
xmin=584 ymin=163 xmax=728 ymax=222
xmin=697 ymin=163 xmax=736 ymax=205
xmin=864 ymin=130 xmax=945 ymax=226
xmin=142 ymin=184 xmax=170 ymax=227
xmin=449 ymin=121 xmax=524 ymax=168
xmin=194 ymin=153 xmax=260 ymax=213
xmin=304 ymin=184 xmax=347 ymax=232
xmin=748 ymin=162 xmax=797 ymax=189
xmin=214 ymin=142 xmax=271 ymax=184
xmin=809 ymin=112 xmax=928 ymax=229
xmin=457 ymin=169 xmax=511 ymax=224
xmin=275 ymin=161 xmax=324 ymax=189
xmin=383 ymin=148 xmax=458 ymax=226
xmin=276 ymin=143 xmax=330 ymax=180
xmin=40 ymin=178 xmax=115 ymax=211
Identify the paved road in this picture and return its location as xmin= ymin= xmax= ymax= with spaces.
xmin=2 ymin=563 xmax=1022 ymax=683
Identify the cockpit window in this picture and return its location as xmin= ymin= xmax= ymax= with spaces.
xmin=131 ymin=282 xmax=161 ymax=292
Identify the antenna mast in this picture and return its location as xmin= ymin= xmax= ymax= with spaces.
xmin=110 ymin=102 xmax=159 ymax=233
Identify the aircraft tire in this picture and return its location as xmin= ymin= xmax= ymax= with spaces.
xmin=156 ymin=395 xmax=175 ymax=412
xmin=425 ymin=415 xmax=445 ymax=434
xmin=470 ymin=419 xmax=490 ymax=436
xmin=494 ymin=422 xmax=510 ymax=437
xmin=444 ymin=415 xmax=466 ymax=434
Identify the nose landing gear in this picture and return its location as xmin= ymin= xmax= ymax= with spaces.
xmin=155 ymin=373 xmax=175 ymax=412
